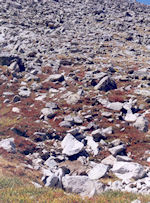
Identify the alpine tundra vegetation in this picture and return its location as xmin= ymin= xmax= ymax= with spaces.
xmin=0 ymin=0 xmax=150 ymax=202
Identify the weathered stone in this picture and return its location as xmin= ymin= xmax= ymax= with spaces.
xmin=44 ymin=172 xmax=59 ymax=187
xmin=91 ymin=129 xmax=105 ymax=142
xmin=109 ymin=144 xmax=126 ymax=156
xmin=86 ymin=136 xmax=99 ymax=156
xmin=62 ymin=175 xmax=105 ymax=197
xmin=18 ymin=86 xmax=31 ymax=97
xmin=0 ymin=138 xmax=16 ymax=153
xmin=61 ymin=134 xmax=84 ymax=156
xmin=66 ymin=93 xmax=80 ymax=105
xmin=41 ymin=108 xmax=56 ymax=119
xmin=46 ymin=74 xmax=64 ymax=82
xmin=101 ymin=155 xmax=116 ymax=166
xmin=133 ymin=116 xmax=149 ymax=132
xmin=106 ymin=102 xmax=123 ymax=111
xmin=111 ymin=161 xmax=146 ymax=180
xmin=94 ymin=76 xmax=117 ymax=92
xmin=0 ymin=56 xmax=25 ymax=71
xmin=88 ymin=163 xmax=109 ymax=180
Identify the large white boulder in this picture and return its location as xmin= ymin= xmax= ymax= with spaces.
xmin=61 ymin=134 xmax=84 ymax=156
xmin=111 ymin=161 xmax=146 ymax=180
xmin=88 ymin=163 xmax=109 ymax=180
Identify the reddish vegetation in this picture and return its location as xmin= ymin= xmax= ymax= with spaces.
xmin=0 ymin=55 xmax=150 ymax=184
xmin=108 ymin=90 xmax=126 ymax=102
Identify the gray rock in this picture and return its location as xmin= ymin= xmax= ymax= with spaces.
xmin=106 ymin=102 xmax=123 ymax=111
xmin=111 ymin=161 xmax=146 ymax=180
xmin=0 ymin=56 xmax=25 ymax=72
xmin=73 ymin=116 xmax=83 ymax=124
xmin=44 ymin=158 xmax=58 ymax=169
xmin=66 ymin=93 xmax=80 ymax=105
xmin=45 ymin=102 xmax=58 ymax=109
xmin=110 ymin=180 xmax=123 ymax=190
xmin=133 ymin=116 xmax=149 ymax=132
xmin=111 ymin=139 xmax=121 ymax=147
xmin=116 ymin=155 xmax=132 ymax=162
xmin=102 ymin=126 xmax=113 ymax=135
xmin=0 ymin=138 xmax=16 ymax=153
xmin=101 ymin=112 xmax=113 ymax=118
xmin=62 ymin=175 xmax=105 ymax=197
xmin=41 ymin=108 xmax=56 ymax=119
xmin=9 ymin=61 xmax=20 ymax=72
xmin=109 ymin=144 xmax=126 ymax=156
xmin=18 ymin=86 xmax=31 ymax=97
xmin=124 ymin=110 xmax=138 ymax=122
xmin=59 ymin=121 xmax=73 ymax=128
xmin=12 ymin=95 xmax=21 ymax=103
xmin=91 ymin=129 xmax=105 ymax=142
xmin=45 ymin=74 xmax=64 ymax=82
xmin=61 ymin=133 xmax=84 ymax=156
xmin=101 ymin=155 xmax=116 ymax=166
xmin=44 ymin=172 xmax=59 ymax=187
xmin=86 ymin=136 xmax=99 ymax=156
xmin=88 ymin=163 xmax=109 ymax=180
xmin=94 ymin=76 xmax=117 ymax=92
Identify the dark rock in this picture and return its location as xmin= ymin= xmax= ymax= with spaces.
xmin=0 ymin=56 xmax=25 ymax=72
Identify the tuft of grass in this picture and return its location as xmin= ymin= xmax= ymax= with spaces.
xmin=0 ymin=117 xmax=21 ymax=127
xmin=0 ymin=175 xmax=150 ymax=202
xmin=0 ymin=176 xmax=24 ymax=189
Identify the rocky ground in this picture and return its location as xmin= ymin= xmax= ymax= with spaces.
xmin=0 ymin=0 xmax=150 ymax=198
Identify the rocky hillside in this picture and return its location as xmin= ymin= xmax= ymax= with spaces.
xmin=0 ymin=0 xmax=150 ymax=197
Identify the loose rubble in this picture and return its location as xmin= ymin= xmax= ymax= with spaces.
xmin=0 ymin=0 xmax=150 ymax=198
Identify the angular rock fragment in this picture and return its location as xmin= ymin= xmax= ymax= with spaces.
xmin=43 ymin=171 xmax=59 ymax=187
xmin=94 ymin=76 xmax=117 ymax=91
xmin=61 ymin=134 xmax=84 ymax=156
xmin=0 ymin=56 xmax=25 ymax=72
xmin=0 ymin=138 xmax=16 ymax=153
xmin=101 ymin=155 xmax=116 ymax=166
xmin=86 ymin=136 xmax=99 ymax=156
xmin=18 ymin=86 xmax=31 ymax=97
xmin=109 ymin=144 xmax=126 ymax=156
xmin=45 ymin=74 xmax=64 ymax=82
xmin=88 ymin=163 xmax=109 ymax=180
xmin=133 ymin=116 xmax=149 ymax=132
xmin=41 ymin=108 xmax=56 ymax=119
xmin=62 ymin=175 xmax=105 ymax=197
xmin=111 ymin=161 xmax=146 ymax=180
xmin=66 ymin=93 xmax=81 ymax=105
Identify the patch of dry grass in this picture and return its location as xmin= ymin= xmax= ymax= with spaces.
xmin=0 ymin=173 xmax=150 ymax=203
